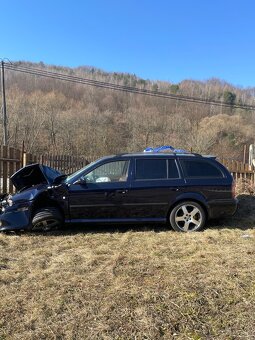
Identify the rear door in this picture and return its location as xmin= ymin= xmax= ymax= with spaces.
xmin=126 ymin=157 xmax=185 ymax=221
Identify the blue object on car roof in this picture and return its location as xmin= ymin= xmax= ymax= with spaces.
xmin=143 ymin=146 xmax=189 ymax=153
xmin=144 ymin=145 xmax=174 ymax=152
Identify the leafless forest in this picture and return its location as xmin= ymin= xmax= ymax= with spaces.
xmin=3 ymin=61 xmax=255 ymax=159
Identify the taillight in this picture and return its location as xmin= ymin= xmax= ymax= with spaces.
xmin=232 ymin=181 xmax=236 ymax=198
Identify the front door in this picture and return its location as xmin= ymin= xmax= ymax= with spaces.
xmin=68 ymin=159 xmax=131 ymax=221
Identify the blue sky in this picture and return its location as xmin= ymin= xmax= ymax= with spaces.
xmin=1 ymin=0 xmax=255 ymax=87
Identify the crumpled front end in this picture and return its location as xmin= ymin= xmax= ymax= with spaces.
xmin=0 ymin=163 xmax=64 ymax=232
xmin=0 ymin=194 xmax=32 ymax=231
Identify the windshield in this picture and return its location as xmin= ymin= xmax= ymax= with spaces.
xmin=65 ymin=160 xmax=98 ymax=184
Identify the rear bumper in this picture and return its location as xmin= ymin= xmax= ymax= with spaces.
xmin=207 ymin=198 xmax=238 ymax=219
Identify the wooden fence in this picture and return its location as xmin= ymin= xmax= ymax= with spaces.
xmin=0 ymin=146 xmax=22 ymax=194
xmin=25 ymin=153 xmax=89 ymax=174
xmin=0 ymin=146 xmax=90 ymax=194
xmin=0 ymin=145 xmax=255 ymax=194
xmin=219 ymin=159 xmax=255 ymax=184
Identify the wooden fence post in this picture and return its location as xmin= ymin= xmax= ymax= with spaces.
xmin=22 ymin=151 xmax=27 ymax=167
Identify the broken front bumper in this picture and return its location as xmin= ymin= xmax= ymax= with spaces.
xmin=0 ymin=206 xmax=32 ymax=231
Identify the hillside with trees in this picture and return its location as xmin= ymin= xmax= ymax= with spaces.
xmin=3 ymin=61 xmax=255 ymax=160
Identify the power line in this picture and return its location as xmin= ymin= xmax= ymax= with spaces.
xmin=4 ymin=62 xmax=255 ymax=111
xmin=5 ymin=62 xmax=255 ymax=110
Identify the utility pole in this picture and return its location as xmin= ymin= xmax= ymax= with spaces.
xmin=1 ymin=61 xmax=8 ymax=145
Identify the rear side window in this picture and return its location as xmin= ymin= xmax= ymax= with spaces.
xmin=180 ymin=160 xmax=223 ymax=178
xmin=168 ymin=160 xmax=180 ymax=178
xmin=135 ymin=159 xmax=167 ymax=180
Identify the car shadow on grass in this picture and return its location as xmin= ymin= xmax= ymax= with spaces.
xmin=3 ymin=222 xmax=170 ymax=237
xmin=45 ymin=223 xmax=171 ymax=236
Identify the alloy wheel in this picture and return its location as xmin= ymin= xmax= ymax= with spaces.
xmin=174 ymin=204 xmax=203 ymax=231
xmin=32 ymin=219 xmax=59 ymax=231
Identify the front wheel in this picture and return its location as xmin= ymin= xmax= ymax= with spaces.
xmin=169 ymin=201 xmax=206 ymax=232
xmin=32 ymin=207 xmax=63 ymax=232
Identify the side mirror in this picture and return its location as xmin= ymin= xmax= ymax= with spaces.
xmin=74 ymin=177 xmax=86 ymax=185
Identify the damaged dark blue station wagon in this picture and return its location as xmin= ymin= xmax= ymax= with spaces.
xmin=0 ymin=152 xmax=237 ymax=232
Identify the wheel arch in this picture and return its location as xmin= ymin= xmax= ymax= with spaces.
xmin=31 ymin=192 xmax=65 ymax=218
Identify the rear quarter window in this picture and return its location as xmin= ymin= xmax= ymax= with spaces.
xmin=180 ymin=159 xmax=223 ymax=178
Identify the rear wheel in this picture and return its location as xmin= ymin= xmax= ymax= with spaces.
xmin=170 ymin=201 xmax=206 ymax=232
xmin=32 ymin=207 xmax=63 ymax=232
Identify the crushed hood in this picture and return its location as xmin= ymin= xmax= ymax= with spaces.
xmin=11 ymin=163 xmax=63 ymax=192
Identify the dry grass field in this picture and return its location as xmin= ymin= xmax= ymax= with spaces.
xmin=0 ymin=195 xmax=255 ymax=339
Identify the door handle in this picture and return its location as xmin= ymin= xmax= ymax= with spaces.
xmin=115 ymin=189 xmax=128 ymax=194
xmin=105 ymin=191 xmax=115 ymax=198
xmin=170 ymin=188 xmax=179 ymax=192
xmin=105 ymin=190 xmax=128 ymax=198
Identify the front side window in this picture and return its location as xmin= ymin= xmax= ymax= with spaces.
xmin=135 ymin=159 xmax=167 ymax=180
xmin=180 ymin=160 xmax=223 ymax=178
xmin=83 ymin=160 xmax=130 ymax=183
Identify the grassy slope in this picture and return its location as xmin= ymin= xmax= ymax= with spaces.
xmin=0 ymin=196 xmax=255 ymax=340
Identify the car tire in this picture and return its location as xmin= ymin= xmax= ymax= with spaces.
xmin=32 ymin=207 xmax=63 ymax=232
xmin=169 ymin=201 xmax=206 ymax=232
